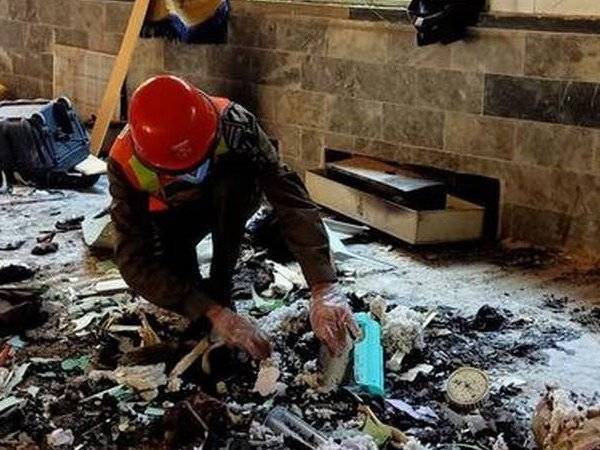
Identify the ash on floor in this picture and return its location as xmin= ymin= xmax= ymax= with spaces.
xmin=1 ymin=180 xmax=599 ymax=450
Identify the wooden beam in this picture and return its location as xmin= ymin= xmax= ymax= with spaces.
xmin=89 ymin=0 xmax=150 ymax=156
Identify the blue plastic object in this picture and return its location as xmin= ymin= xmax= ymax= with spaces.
xmin=353 ymin=312 xmax=385 ymax=397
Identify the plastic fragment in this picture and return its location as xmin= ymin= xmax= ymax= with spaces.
xmin=47 ymin=428 xmax=74 ymax=447
xmin=353 ymin=313 xmax=384 ymax=397
xmin=61 ymin=355 xmax=91 ymax=372
xmin=398 ymin=364 xmax=434 ymax=382
xmin=265 ymin=406 xmax=329 ymax=449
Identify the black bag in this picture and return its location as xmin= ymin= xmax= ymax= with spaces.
xmin=407 ymin=0 xmax=485 ymax=46
xmin=0 ymin=97 xmax=101 ymax=189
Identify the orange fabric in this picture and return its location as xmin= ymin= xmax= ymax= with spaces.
xmin=109 ymin=131 xmax=140 ymax=190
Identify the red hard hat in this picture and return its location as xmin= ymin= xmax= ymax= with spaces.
xmin=129 ymin=75 xmax=219 ymax=173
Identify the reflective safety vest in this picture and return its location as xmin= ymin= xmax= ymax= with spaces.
xmin=110 ymin=96 xmax=232 ymax=212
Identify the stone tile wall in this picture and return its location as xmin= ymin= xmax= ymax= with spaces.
xmin=1 ymin=0 xmax=600 ymax=254
xmin=0 ymin=0 xmax=132 ymax=98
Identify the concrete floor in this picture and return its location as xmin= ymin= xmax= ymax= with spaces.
xmin=1 ymin=176 xmax=599 ymax=428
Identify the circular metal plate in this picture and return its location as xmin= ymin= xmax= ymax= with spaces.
xmin=446 ymin=367 xmax=490 ymax=410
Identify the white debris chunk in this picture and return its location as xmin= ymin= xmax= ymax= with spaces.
xmin=259 ymin=300 xmax=309 ymax=336
xmin=89 ymin=363 xmax=167 ymax=401
xmin=47 ymin=428 xmax=74 ymax=447
xmin=492 ymin=434 xmax=509 ymax=450
xmin=317 ymin=434 xmax=378 ymax=450
xmin=381 ymin=306 xmax=425 ymax=372
xmin=402 ymin=437 xmax=431 ymax=450
xmin=399 ymin=364 xmax=434 ymax=382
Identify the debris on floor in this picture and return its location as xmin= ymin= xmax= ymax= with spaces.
xmin=1 ymin=179 xmax=599 ymax=450
xmin=0 ymin=260 xmax=36 ymax=284
xmin=31 ymin=241 xmax=59 ymax=255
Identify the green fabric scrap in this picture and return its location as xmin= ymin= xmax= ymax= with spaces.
xmin=61 ymin=355 xmax=91 ymax=372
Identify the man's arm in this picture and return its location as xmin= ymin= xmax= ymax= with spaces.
xmin=220 ymin=103 xmax=337 ymax=287
xmin=107 ymin=158 xmax=217 ymax=320
xmin=221 ymin=104 xmax=360 ymax=356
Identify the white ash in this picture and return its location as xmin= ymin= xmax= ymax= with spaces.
xmin=317 ymin=434 xmax=378 ymax=450
xmin=249 ymin=421 xmax=285 ymax=447
xmin=402 ymin=437 xmax=431 ymax=450
xmin=492 ymin=434 xmax=509 ymax=450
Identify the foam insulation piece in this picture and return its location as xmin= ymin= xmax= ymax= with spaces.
xmin=532 ymin=387 xmax=600 ymax=450
xmin=381 ymin=305 xmax=425 ymax=372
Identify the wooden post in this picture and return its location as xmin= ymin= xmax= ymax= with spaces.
xmin=89 ymin=0 xmax=151 ymax=156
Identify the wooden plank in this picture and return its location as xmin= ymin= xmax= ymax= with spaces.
xmin=53 ymin=45 xmax=119 ymax=122
xmin=327 ymin=156 xmax=447 ymax=210
xmin=416 ymin=197 xmax=485 ymax=244
xmin=306 ymin=170 xmax=484 ymax=245
xmin=89 ymin=0 xmax=150 ymax=156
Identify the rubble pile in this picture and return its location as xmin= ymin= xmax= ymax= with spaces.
xmin=0 ymin=245 xmax=593 ymax=450
xmin=0 ymin=188 xmax=598 ymax=449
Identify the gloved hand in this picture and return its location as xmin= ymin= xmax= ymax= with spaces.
xmin=206 ymin=306 xmax=272 ymax=360
xmin=310 ymin=283 xmax=361 ymax=357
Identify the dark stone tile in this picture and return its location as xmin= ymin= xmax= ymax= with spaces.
xmin=301 ymin=55 xmax=356 ymax=96
xmin=8 ymin=0 xmax=37 ymax=22
xmin=228 ymin=14 xmax=277 ymax=49
xmin=353 ymin=138 xmax=399 ymax=160
xmin=274 ymin=90 xmax=332 ymax=129
xmin=515 ymin=122 xmax=595 ymax=172
xmin=72 ymin=1 xmax=104 ymax=38
xmin=164 ymin=41 xmax=207 ymax=75
xmin=104 ymin=1 xmax=133 ymax=34
xmin=0 ymin=20 xmax=26 ymax=49
xmin=525 ymin=33 xmax=600 ymax=82
xmin=55 ymin=28 xmax=89 ymax=48
xmin=329 ymin=97 xmax=382 ymax=139
xmin=383 ymin=104 xmax=444 ymax=148
xmin=251 ymin=50 xmax=302 ymax=88
xmin=484 ymin=74 xmax=600 ymax=128
xmin=417 ymin=68 xmax=484 ymax=114
xmin=12 ymin=52 xmax=52 ymax=81
xmin=302 ymin=56 xmax=415 ymax=105
xmin=38 ymin=0 xmax=72 ymax=27
xmin=276 ymin=17 xmax=327 ymax=54
xmin=206 ymin=46 xmax=254 ymax=82
xmin=354 ymin=62 xmax=416 ymax=105
xmin=445 ymin=113 xmax=515 ymax=160
xmin=510 ymin=204 xmax=571 ymax=248
xmin=26 ymin=24 xmax=54 ymax=53
xmin=327 ymin=25 xmax=388 ymax=64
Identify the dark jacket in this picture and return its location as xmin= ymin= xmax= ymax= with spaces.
xmin=107 ymin=103 xmax=336 ymax=319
